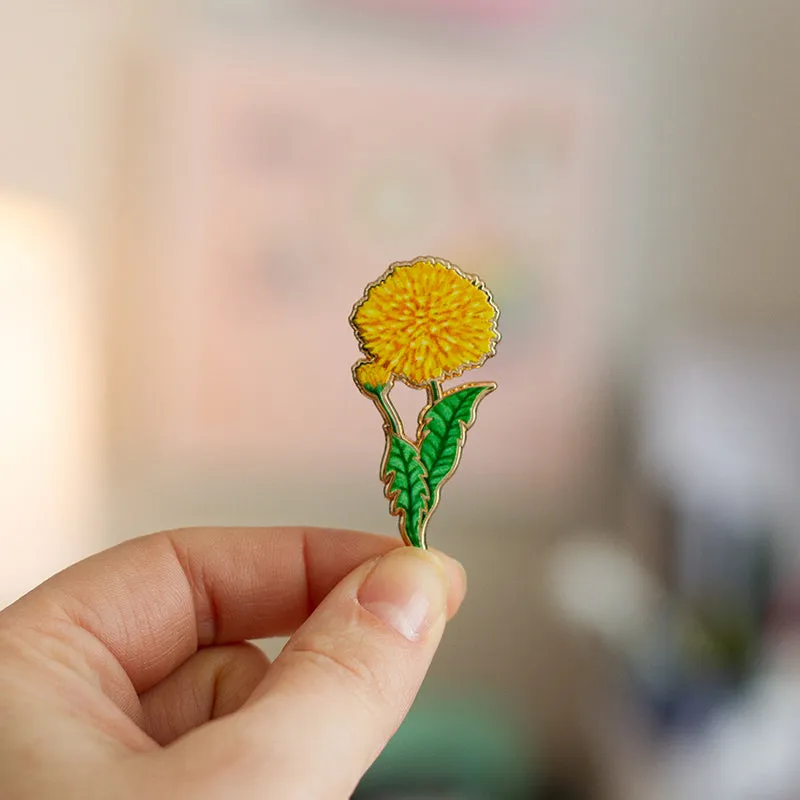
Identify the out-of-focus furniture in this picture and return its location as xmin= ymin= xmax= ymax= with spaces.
xmin=353 ymin=693 xmax=537 ymax=799
xmin=638 ymin=338 xmax=800 ymax=585
xmin=595 ymin=337 xmax=800 ymax=799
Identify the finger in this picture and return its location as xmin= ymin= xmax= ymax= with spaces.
xmin=139 ymin=643 xmax=270 ymax=746
xmin=161 ymin=547 xmax=467 ymax=800
xmin=1 ymin=527 xmax=400 ymax=695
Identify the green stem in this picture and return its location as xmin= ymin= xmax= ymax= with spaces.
xmin=427 ymin=379 xmax=442 ymax=405
xmin=376 ymin=391 xmax=404 ymax=438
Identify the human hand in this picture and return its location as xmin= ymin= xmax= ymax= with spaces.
xmin=0 ymin=527 xmax=466 ymax=799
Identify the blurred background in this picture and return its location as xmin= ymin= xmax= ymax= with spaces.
xmin=2 ymin=0 xmax=800 ymax=797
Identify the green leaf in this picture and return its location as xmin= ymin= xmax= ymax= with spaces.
xmin=382 ymin=433 xmax=429 ymax=548
xmin=419 ymin=383 xmax=495 ymax=513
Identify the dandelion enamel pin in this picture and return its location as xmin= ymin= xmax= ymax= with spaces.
xmin=350 ymin=256 xmax=501 ymax=549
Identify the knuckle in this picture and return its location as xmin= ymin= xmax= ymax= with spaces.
xmin=287 ymin=635 xmax=393 ymax=708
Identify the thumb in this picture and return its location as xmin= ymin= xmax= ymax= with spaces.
xmin=163 ymin=546 xmax=466 ymax=800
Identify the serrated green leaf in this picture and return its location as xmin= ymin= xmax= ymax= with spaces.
xmin=382 ymin=433 xmax=429 ymax=548
xmin=419 ymin=383 xmax=495 ymax=514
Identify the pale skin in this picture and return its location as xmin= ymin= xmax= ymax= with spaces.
xmin=0 ymin=527 xmax=466 ymax=799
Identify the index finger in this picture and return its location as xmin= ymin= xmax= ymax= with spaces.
xmin=1 ymin=527 xmax=399 ymax=693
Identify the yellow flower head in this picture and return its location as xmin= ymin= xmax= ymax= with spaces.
xmin=353 ymin=360 xmax=392 ymax=394
xmin=351 ymin=257 xmax=500 ymax=387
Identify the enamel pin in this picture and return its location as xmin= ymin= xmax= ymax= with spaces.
xmin=350 ymin=256 xmax=501 ymax=549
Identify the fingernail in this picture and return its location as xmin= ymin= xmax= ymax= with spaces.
xmin=357 ymin=548 xmax=449 ymax=642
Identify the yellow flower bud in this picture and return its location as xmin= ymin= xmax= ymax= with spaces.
xmin=354 ymin=360 xmax=391 ymax=394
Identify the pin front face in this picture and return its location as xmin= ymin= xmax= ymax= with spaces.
xmin=350 ymin=256 xmax=501 ymax=549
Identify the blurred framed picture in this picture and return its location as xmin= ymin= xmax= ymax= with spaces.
xmin=119 ymin=31 xmax=610 ymax=501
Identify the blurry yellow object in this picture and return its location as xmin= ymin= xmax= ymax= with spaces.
xmin=350 ymin=257 xmax=500 ymax=387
